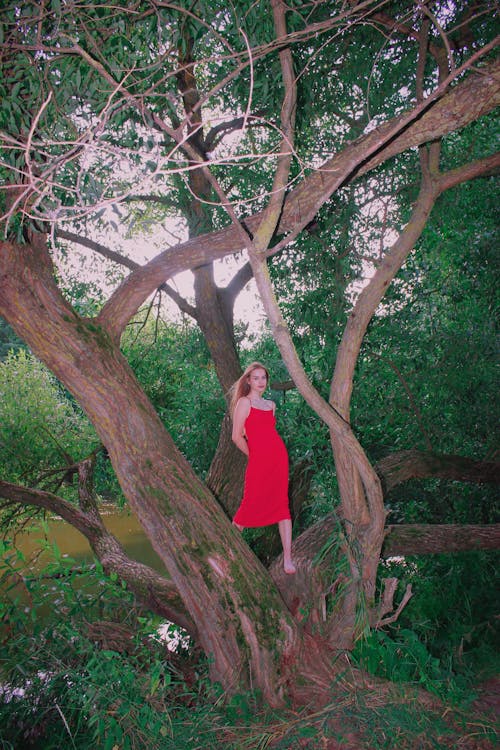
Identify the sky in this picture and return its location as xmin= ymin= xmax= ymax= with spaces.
xmin=55 ymin=218 xmax=267 ymax=337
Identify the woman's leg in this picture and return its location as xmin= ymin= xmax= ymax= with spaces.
xmin=232 ymin=521 xmax=244 ymax=531
xmin=278 ymin=519 xmax=296 ymax=574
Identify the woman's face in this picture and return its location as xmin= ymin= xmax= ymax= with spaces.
xmin=248 ymin=368 xmax=268 ymax=393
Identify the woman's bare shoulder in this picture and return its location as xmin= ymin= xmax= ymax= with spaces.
xmin=235 ymin=396 xmax=251 ymax=414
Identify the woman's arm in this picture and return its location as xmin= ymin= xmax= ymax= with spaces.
xmin=232 ymin=398 xmax=251 ymax=456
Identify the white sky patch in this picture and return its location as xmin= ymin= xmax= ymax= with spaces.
xmin=54 ymin=209 xmax=266 ymax=336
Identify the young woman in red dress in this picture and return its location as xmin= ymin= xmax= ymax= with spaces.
xmin=231 ymin=362 xmax=296 ymax=574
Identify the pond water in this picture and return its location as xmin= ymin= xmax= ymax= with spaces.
xmin=1 ymin=507 xmax=188 ymax=661
xmin=3 ymin=506 xmax=166 ymax=576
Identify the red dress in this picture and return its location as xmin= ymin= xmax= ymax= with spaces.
xmin=233 ymin=406 xmax=291 ymax=527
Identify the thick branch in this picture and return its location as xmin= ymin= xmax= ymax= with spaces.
xmin=330 ymin=150 xmax=500 ymax=422
xmin=376 ymin=450 xmax=500 ymax=494
xmin=269 ymin=514 xmax=500 ymax=628
xmin=383 ymin=524 xmax=500 ymax=556
xmin=56 ymin=229 xmax=197 ymax=319
xmin=330 ymin=177 xmax=438 ymax=418
xmin=252 ymin=0 xmax=297 ymax=251
xmin=220 ymin=261 xmax=253 ymax=311
xmin=435 ymin=152 xmax=500 ymax=193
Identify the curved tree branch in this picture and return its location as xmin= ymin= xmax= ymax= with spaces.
xmin=204 ymin=115 xmax=262 ymax=153
xmin=0 ymin=478 xmax=195 ymax=635
xmin=56 ymin=229 xmax=198 ymax=319
xmin=56 ymin=229 xmax=139 ymax=271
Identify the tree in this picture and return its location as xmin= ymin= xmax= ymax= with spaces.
xmin=0 ymin=1 xmax=499 ymax=705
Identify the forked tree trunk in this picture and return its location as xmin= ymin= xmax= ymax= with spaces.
xmin=0 ymin=238 xmax=301 ymax=704
xmin=324 ymin=180 xmax=440 ymax=639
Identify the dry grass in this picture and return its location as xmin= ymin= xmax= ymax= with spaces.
xmin=214 ymin=676 xmax=499 ymax=750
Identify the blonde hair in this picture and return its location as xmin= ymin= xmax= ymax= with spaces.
xmin=230 ymin=362 xmax=269 ymax=416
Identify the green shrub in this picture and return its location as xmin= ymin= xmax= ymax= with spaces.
xmin=0 ymin=542 xmax=198 ymax=750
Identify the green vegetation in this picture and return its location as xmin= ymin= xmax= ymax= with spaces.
xmin=1 ymin=543 xmax=497 ymax=749
xmin=121 ymin=322 xmax=224 ymax=478
xmin=0 ymin=350 xmax=98 ymax=488
xmin=0 ymin=0 xmax=498 ymax=744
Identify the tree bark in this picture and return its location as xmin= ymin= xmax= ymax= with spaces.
xmin=376 ymin=451 xmax=500 ymax=494
xmin=269 ymin=515 xmax=500 ymax=634
xmin=95 ymin=58 xmax=500 ymax=337
xmin=205 ymin=411 xmax=247 ymax=517
xmin=1 ymin=24 xmax=498 ymax=707
xmin=175 ymin=41 xmax=247 ymax=517
xmin=192 ymin=268 xmax=246 ymax=516
xmin=383 ymin=524 xmax=500 ymax=556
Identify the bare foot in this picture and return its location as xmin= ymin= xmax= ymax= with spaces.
xmin=284 ymin=559 xmax=296 ymax=575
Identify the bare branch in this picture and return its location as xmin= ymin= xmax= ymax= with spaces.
xmin=56 ymin=229 xmax=139 ymax=271
xmin=375 ymin=582 xmax=413 ymax=628
xmin=160 ymin=283 xmax=198 ymax=319
xmin=204 ymin=115 xmax=262 ymax=152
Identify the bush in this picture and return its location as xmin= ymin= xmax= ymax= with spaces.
xmin=0 ymin=541 xmax=203 ymax=750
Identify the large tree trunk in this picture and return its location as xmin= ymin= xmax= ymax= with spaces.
xmin=0 ymin=238 xmax=300 ymax=704
xmin=192 ymin=265 xmax=246 ymax=517
xmin=205 ymin=410 xmax=247 ymax=517
xmin=1 ymin=44 xmax=498 ymax=708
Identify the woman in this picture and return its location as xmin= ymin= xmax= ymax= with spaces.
xmin=231 ymin=362 xmax=296 ymax=574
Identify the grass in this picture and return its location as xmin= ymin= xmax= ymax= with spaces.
xmin=214 ymin=683 xmax=498 ymax=750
